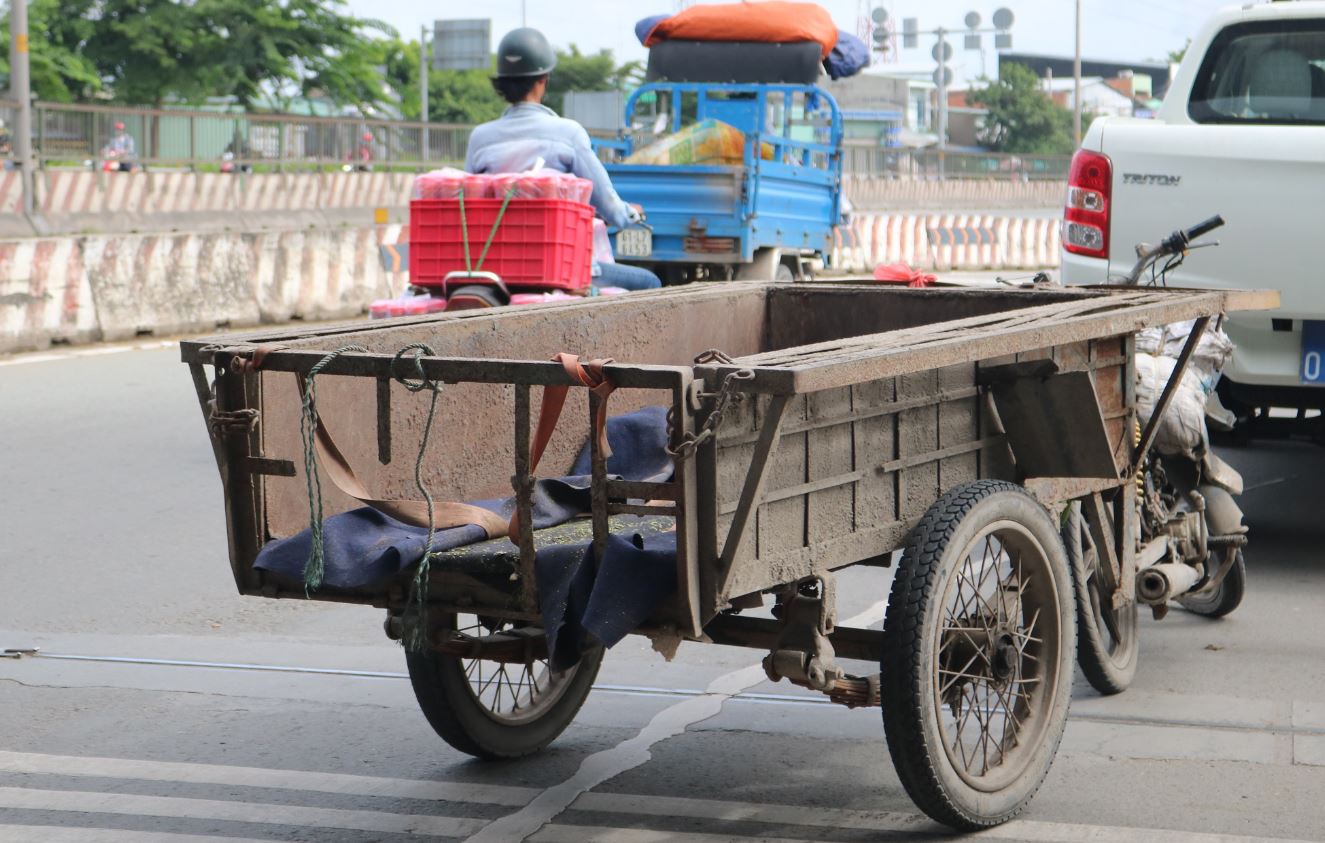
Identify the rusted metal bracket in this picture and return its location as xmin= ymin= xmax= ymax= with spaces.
xmin=245 ymin=457 xmax=296 ymax=477
xmin=716 ymin=394 xmax=791 ymax=601
xmin=762 ymin=576 xmax=844 ymax=692
xmin=376 ymin=376 xmax=392 ymax=465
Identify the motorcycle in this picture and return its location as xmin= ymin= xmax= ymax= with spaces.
xmin=1065 ymin=215 xmax=1248 ymax=695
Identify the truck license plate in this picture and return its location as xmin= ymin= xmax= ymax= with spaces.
xmin=1302 ymin=321 xmax=1325 ymax=384
xmin=616 ymin=228 xmax=652 ymax=258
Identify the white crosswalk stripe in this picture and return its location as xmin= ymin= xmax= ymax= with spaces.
xmin=0 ymin=786 xmax=486 ymax=837
xmin=0 ymin=827 xmax=278 ymax=843
xmin=0 ymin=749 xmax=535 ymax=807
xmin=0 ymin=750 xmax=1315 ymax=843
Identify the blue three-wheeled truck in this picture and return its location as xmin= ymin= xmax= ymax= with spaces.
xmin=597 ymin=81 xmax=845 ymax=284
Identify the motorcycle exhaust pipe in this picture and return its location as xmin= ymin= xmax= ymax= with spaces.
xmin=1137 ymin=563 xmax=1203 ymax=604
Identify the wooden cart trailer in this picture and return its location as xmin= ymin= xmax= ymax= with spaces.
xmin=181 ymin=281 xmax=1274 ymax=830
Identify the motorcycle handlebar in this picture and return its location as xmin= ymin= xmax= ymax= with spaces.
xmin=1160 ymin=214 xmax=1225 ymax=255
xmin=1184 ymin=215 xmax=1225 ymax=242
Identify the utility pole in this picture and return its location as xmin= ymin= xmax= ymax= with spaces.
xmin=1073 ymin=0 xmax=1083 ymax=146
xmin=522 ymin=1 xmax=528 ymax=27
xmin=936 ymin=29 xmax=949 ymax=154
xmin=901 ymin=10 xmax=1014 ymax=180
xmin=10 ymin=0 xmax=35 ymax=215
xmin=420 ymin=24 xmax=430 ymax=164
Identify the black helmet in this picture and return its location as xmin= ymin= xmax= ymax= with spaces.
xmin=495 ymin=28 xmax=557 ymax=78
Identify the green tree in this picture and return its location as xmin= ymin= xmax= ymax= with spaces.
xmin=0 ymin=0 xmax=101 ymax=101
xmin=1168 ymin=40 xmax=1190 ymax=65
xmin=83 ymin=0 xmax=213 ymax=106
xmin=377 ymin=38 xmax=503 ymax=124
xmin=545 ymin=45 xmax=642 ymax=114
xmin=967 ymin=63 xmax=1075 ymax=155
xmin=191 ymin=0 xmax=394 ymax=109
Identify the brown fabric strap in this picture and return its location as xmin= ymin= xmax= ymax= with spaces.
xmin=509 ymin=353 xmax=616 ymax=538
xmin=289 ymin=366 xmax=510 ymax=539
xmin=237 ymin=345 xmax=613 ymax=542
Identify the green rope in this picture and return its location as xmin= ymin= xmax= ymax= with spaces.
xmin=300 ymin=344 xmax=368 ymax=595
xmin=458 ymin=191 xmax=472 ymax=272
xmin=474 ymin=186 xmax=518 ymax=273
xmin=300 ymin=342 xmax=449 ymax=652
xmin=390 ymin=343 xmax=445 ymax=653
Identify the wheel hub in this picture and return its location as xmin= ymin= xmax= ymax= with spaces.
xmin=990 ymin=632 xmax=1018 ymax=682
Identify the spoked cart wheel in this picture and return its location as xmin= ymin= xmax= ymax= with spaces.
xmin=1064 ymin=501 xmax=1138 ymax=695
xmin=880 ymin=480 xmax=1075 ymax=830
xmin=405 ymin=613 xmax=603 ymax=759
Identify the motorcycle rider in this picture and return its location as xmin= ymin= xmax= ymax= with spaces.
xmin=465 ymin=28 xmax=662 ymax=292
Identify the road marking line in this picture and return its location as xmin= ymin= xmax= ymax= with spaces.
xmin=0 ymin=751 xmax=535 ymax=807
xmin=0 ymin=752 xmax=1312 ymax=843
xmin=0 ymin=340 xmax=176 ymax=367
xmin=13 ymin=650 xmax=1325 ymax=736
xmin=0 ymin=826 xmax=276 ymax=843
xmin=0 ymin=787 xmax=484 ymax=837
xmin=566 ymin=793 xmax=1318 ymax=843
xmin=461 ymin=599 xmax=892 ymax=843
xmin=533 ymin=827 xmax=827 ymax=843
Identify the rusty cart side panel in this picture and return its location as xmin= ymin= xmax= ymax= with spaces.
xmin=182 ymin=282 xmax=1278 ymax=636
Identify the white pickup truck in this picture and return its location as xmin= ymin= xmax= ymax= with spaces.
xmin=1061 ymin=0 xmax=1325 ymax=439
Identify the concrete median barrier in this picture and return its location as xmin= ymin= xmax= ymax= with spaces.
xmin=0 ymin=223 xmax=406 ymax=354
xmin=831 ymin=212 xmax=1061 ymax=273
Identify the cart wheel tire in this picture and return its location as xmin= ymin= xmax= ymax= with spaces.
xmin=774 ymin=262 xmax=796 ymax=282
xmin=880 ymin=480 xmax=1075 ymax=831
xmin=1178 ymin=550 xmax=1246 ymax=618
xmin=1064 ymin=502 xmax=1137 ymax=695
xmin=405 ymin=614 xmax=603 ymax=760
xmin=446 ymin=285 xmax=506 ymax=310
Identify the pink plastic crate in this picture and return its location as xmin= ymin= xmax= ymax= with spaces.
xmin=409 ymin=198 xmax=594 ymax=291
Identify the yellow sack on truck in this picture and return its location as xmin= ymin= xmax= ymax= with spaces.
xmin=625 ymin=119 xmax=773 ymax=166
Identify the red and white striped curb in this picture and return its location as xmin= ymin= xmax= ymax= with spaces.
xmin=832 ymin=213 xmax=1061 ymax=272
xmin=1 ymin=224 xmax=407 ymax=353
xmin=13 ymin=171 xmax=1066 ymax=220
xmin=28 ymin=171 xmax=415 ymax=217
xmin=0 ymin=170 xmax=21 ymax=215
xmin=0 ymin=237 xmax=100 ymax=352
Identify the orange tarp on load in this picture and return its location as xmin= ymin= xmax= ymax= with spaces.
xmin=644 ymin=2 xmax=839 ymax=59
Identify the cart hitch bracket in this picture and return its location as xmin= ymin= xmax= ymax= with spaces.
xmin=762 ymin=575 xmax=845 ymax=692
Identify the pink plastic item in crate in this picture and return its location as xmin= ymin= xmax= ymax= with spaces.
xmin=409 ymin=197 xmax=595 ymax=290
xmin=462 ymin=174 xmax=491 ymax=198
xmin=412 ymin=168 xmax=466 ymax=200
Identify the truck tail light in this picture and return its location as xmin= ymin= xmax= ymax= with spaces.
xmin=1063 ymin=149 xmax=1112 ymax=259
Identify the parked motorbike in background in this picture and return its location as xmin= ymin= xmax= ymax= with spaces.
xmin=1065 ymin=216 xmax=1248 ymax=695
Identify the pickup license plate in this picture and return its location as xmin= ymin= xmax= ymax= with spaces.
xmin=1303 ymin=321 xmax=1325 ymax=384
xmin=616 ymin=228 xmax=652 ymax=258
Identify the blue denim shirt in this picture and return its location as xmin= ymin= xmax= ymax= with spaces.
xmin=464 ymin=103 xmax=632 ymax=229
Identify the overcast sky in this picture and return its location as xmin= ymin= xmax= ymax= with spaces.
xmin=347 ymin=0 xmax=1226 ymax=88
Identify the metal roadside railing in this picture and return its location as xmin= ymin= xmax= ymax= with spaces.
xmin=15 ymin=100 xmax=474 ymax=172
xmin=840 ymin=143 xmax=1071 ymax=181
xmin=2 ymin=100 xmax=1069 ymax=180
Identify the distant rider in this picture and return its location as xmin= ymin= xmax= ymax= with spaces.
xmin=101 ymin=122 xmax=136 ymax=172
xmin=465 ymin=28 xmax=662 ymax=292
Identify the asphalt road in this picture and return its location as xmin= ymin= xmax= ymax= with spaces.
xmin=2 ymin=339 xmax=1324 ymax=843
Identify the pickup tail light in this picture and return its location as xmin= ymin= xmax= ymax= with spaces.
xmin=1063 ymin=149 xmax=1112 ymax=259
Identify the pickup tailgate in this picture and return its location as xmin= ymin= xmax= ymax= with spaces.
xmin=1104 ymin=120 xmax=1325 ymax=386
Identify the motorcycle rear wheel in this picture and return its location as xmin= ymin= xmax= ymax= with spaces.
xmin=1063 ymin=503 xmax=1137 ymax=695
xmin=1178 ymin=550 xmax=1246 ymax=619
